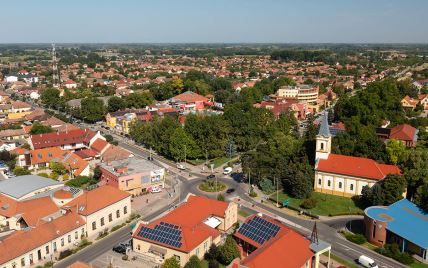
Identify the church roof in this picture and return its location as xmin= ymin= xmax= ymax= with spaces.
xmin=318 ymin=111 xmax=331 ymax=137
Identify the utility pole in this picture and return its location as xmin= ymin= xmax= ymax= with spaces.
xmin=184 ymin=145 xmax=187 ymax=165
xmin=276 ymin=176 xmax=279 ymax=208
xmin=248 ymin=168 xmax=251 ymax=194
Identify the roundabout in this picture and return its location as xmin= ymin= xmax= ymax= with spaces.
xmin=198 ymin=180 xmax=227 ymax=192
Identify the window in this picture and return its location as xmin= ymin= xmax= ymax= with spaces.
xmin=109 ymin=213 xmax=113 ymax=222
xmin=196 ymin=248 xmax=200 ymax=256
xmin=46 ymin=245 xmax=49 ymax=254
xmin=75 ymin=231 xmax=78 ymax=239
xmin=101 ymin=217 xmax=105 ymax=226
xmin=137 ymin=245 xmax=141 ymax=251
xmin=29 ymin=254 xmax=33 ymax=264
xmin=327 ymin=180 xmax=331 ymax=187
xmin=174 ymin=255 xmax=180 ymax=261
xmin=350 ymin=184 xmax=354 ymax=191
xmin=61 ymin=238 xmax=64 ymax=247
xmin=48 ymin=152 xmax=52 ymax=157
xmin=318 ymin=178 xmax=322 ymax=185
xmin=81 ymin=228 xmax=85 ymax=237
xmin=20 ymin=258 xmax=25 ymax=267
xmin=123 ymin=206 xmax=128 ymax=215
xmin=204 ymin=241 xmax=208 ymax=252
xmin=320 ymin=142 xmax=324 ymax=150
xmin=338 ymin=182 xmax=342 ymax=189
xmin=92 ymin=221 xmax=97 ymax=230
xmin=12 ymin=263 xmax=16 ymax=268
xmin=116 ymin=210 xmax=120 ymax=218
xmin=53 ymin=241 xmax=57 ymax=252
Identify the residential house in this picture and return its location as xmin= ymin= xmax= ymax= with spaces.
xmin=132 ymin=195 xmax=238 ymax=266
xmin=277 ymin=84 xmax=319 ymax=104
xmin=376 ymin=124 xmax=419 ymax=147
xmin=401 ymin=95 xmax=419 ymax=109
xmin=418 ymin=94 xmax=428 ymax=110
xmin=29 ymin=128 xmax=103 ymax=151
xmin=64 ymin=80 xmax=77 ymax=89
xmin=169 ymin=91 xmax=211 ymax=114
xmin=0 ymin=128 xmax=27 ymax=141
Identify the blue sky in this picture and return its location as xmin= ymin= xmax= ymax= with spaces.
xmin=1 ymin=0 xmax=427 ymax=43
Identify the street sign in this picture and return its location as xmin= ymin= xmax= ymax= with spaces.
xmin=282 ymin=198 xmax=290 ymax=207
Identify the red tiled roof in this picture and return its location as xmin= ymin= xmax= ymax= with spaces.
xmin=317 ymin=154 xmax=401 ymax=180
xmin=90 ymin=138 xmax=109 ymax=153
xmin=63 ymin=185 xmax=130 ymax=216
xmin=0 ymin=212 xmax=84 ymax=264
xmin=133 ymin=195 xmax=228 ymax=252
xmin=74 ymin=148 xmax=98 ymax=159
xmin=172 ymin=91 xmax=208 ymax=103
xmin=389 ymin=124 xmax=417 ymax=141
xmin=31 ymin=128 xmax=96 ymax=149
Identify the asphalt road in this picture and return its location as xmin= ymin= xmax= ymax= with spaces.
xmin=55 ymin=133 xmax=405 ymax=268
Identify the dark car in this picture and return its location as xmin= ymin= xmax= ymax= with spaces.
xmin=206 ymin=174 xmax=216 ymax=180
xmin=112 ymin=243 xmax=127 ymax=254
xmin=226 ymin=188 xmax=235 ymax=194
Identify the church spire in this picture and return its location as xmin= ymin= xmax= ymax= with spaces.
xmin=318 ymin=111 xmax=331 ymax=137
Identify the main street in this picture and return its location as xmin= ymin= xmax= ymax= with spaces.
xmin=54 ymin=126 xmax=405 ymax=268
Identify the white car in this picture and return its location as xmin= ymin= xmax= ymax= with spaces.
xmin=150 ymin=187 xmax=162 ymax=193
xmin=177 ymin=163 xmax=186 ymax=170
xmin=223 ymin=167 xmax=233 ymax=175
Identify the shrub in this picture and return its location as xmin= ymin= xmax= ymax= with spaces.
xmin=249 ymin=190 xmax=257 ymax=198
xmin=111 ymin=223 xmax=126 ymax=232
xmin=259 ymin=178 xmax=275 ymax=194
xmin=37 ymin=172 xmax=49 ymax=178
xmin=122 ymin=255 xmax=129 ymax=261
xmin=50 ymin=172 xmax=59 ymax=180
xmin=208 ymin=259 xmax=220 ymax=268
xmin=184 ymin=255 xmax=202 ymax=268
xmin=217 ymin=194 xmax=225 ymax=201
xmin=218 ymin=236 xmax=240 ymax=264
xmin=204 ymin=244 xmax=219 ymax=261
xmin=59 ymin=249 xmax=72 ymax=260
xmin=344 ymin=233 xmax=366 ymax=245
xmin=375 ymin=243 xmax=414 ymax=265
xmin=62 ymin=174 xmax=70 ymax=180
xmin=300 ymin=198 xmax=317 ymax=209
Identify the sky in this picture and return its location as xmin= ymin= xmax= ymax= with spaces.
xmin=1 ymin=0 xmax=427 ymax=43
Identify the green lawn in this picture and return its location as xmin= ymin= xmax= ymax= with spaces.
xmin=201 ymin=260 xmax=226 ymax=268
xmin=324 ymin=252 xmax=359 ymax=268
xmin=211 ymin=157 xmax=232 ymax=168
xmin=410 ymin=261 xmax=428 ymax=268
xmin=238 ymin=210 xmax=250 ymax=218
xmin=199 ymin=181 xmax=227 ymax=192
xmin=187 ymin=159 xmax=206 ymax=166
xmin=271 ymin=191 xmax=362 ymax=216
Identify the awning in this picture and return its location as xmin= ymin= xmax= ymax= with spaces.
xmin=149 ymin=245 xmax=167 ymax=255
xmin=204 ymin=216 xmax=222 ymax=229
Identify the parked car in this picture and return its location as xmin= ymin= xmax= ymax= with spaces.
xmin=223 ymin=167 xmax=233 ymax=175
xmin=358 ymin=255 xmax=378 ymax=268
xmin=150 ymin=186 xmax=162 ymax=193
xmin=112 ymin=243 xmax=127 ymax=254
xmin=206 ymin=174 xmax=216 ymax=180
xmin=226 ymin=188 xmax=235 ymax=194
xmin=177 ymin=163 xmax=186 ymax=170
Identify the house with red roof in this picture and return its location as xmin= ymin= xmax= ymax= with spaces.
xmin=132 ymin=195 xmax=238 ymax=266
xmin=29 ymin=128 xmax=103 ymax=151
xmin=315 ymin=112 xmax=401 ymax=197
xmin=169 ymin=91 xmax=211 ymax=113
xmin=230 ymin=215 xmax=331 ymax=268
xmin=376 ymin=124 xmax=419 ymax=147
xmin=64 ymin=79 xmax=77 ymax=89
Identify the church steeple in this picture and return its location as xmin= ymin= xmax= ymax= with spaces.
xmin=315 ymin=111 xmax=332 ymax=160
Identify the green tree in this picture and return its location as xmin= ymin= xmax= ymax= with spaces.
xmin=123 ymin=92 xmax=154 ymax=108
xmin=382 ymin=174 xmax=407 ymax=205
xmin=13 ymin=167 xmax=31 ymax=176
xmin=161 ymin=257 xmax=180 ymax=268
xmin=80 ymin=97 xmax=105 ymax=122
xmin=168 ymin=127 xmax=200 ymax=161
xmin=29 ymin=122 xmax=55 ymax=135
xmin=386 ymin=139 xmax=406 ymax=165
xmin=401 ymin=150 xmax=428 ymax=199
xmin=107 ymin=96 xmax=126 ymax=112
xmin=49 ymin=162 xmax=67 ymax=175
xmin=281 ymin=158 xmax=314 ymax=199
xmin=41 ymin=88 xmax=61 ymax=108
xmin=218 ymin=236 xmax=240 ymax=264
xmin=93 ymin=166 xmax=102 ymax=180
xmin=184 ymin=255 xmax=202 ymax=268
xmin=415 ymin=184 xmax=428 ymax=212
xmin=259 ymin=178 xmax=275 ymax=194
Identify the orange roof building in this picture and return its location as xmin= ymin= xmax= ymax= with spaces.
xmin=315 ymin=112 xmax=401 ymax=198
xmin=230 ymin=215 xmax=330 ymax=268
xmin=132 ymin=195 xmax=238 ymax=267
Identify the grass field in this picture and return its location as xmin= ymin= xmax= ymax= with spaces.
xmin=238 ymin=210 xmax=250 ymax=218
xmin=410 ymin=261 xmax=428 ymax=268
xmin=199 ymin=181 xmax=227 ymax=192
xmin=201 ymin=260 xmax=226 ymax=268
xmin=325 ymin=252 xmax=359 ymax=268
xmin=271 ymin=191 xmax=362 ymax=216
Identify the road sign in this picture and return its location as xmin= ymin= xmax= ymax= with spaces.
xmin=282 ymin=198 xmax=290 ymax=207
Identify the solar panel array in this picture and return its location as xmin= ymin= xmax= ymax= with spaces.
xmin=238 ymin=216 xmax=281 ymax=245
xmin=138 ymin=221 xmax=182 ymax=248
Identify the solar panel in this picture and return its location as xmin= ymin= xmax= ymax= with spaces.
xmin=139 ymin=223 xmax=183 ymax=248
xmin=238 ymin=216 xmax=281 ymax=245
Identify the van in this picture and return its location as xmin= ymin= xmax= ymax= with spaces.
xmin=358 ymin=255 xmax=378 ymax=268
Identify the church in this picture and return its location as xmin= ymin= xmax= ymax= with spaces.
xmin=314 ymin=113 xmax=401 ymax=197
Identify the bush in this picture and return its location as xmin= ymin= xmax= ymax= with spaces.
xmin=249 ymin=191 xmax=257 ymax=197
xmin=218 ymin=236 xmax=240 ymax=264
xmin=62 ymin=174 xmax=70 ymax=180
xmin=111 ymin=223 xmax=126 ymax=232
xmin=375 ymin=243 xmax=414 ymax=265
xmin=208 ymin=259 xmax=220 ymax=268
xmin=50 ymin=172 xmax=59 ymax=180
xmin=184 ymin=255 xmax=202 ymax=268
xmin=59 ymin=249 xmax=72 ymax=260
xmin=344 ymin=232 xmax=366 ymax=245
xmin=217 ymin=194 xmax=225 ymax=201
xmin=37 ymin=172 xmax=49 ymax=178
xmin=122 ymin=255 xmax=129 ymax=261
xmin=300 ymin=198 xmax=317 ymax=209
xmin=204 ymin=244 xmax=219 ymax=261
xmin=259 ymin=178 xmax=275 ymax=194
